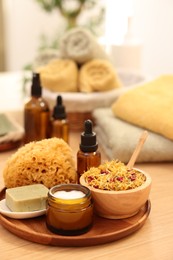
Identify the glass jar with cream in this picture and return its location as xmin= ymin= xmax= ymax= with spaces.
xmin=46 ymin=184 xmax=93 ymax=235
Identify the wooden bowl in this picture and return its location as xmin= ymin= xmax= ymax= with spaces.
xmin=80 ymin=169 xmax=152 ymax=219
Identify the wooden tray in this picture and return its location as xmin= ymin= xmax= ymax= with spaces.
xmin=0 ymin=188 xmax=151 ymax=247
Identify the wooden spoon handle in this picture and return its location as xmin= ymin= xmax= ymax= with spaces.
xmin=127 ymin=131 xmax=148 ymax=169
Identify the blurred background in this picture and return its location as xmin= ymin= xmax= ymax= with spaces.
xmin=0 ymin=0 xmax=173 ymax=77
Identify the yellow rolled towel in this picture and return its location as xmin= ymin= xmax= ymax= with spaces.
xmin=37 ymin=59 xmax=78 ymax=92
xmin=112 ymin=75 xmax=173 ymax=140
xmin=79 ymin=59 xmax=122 ymax=93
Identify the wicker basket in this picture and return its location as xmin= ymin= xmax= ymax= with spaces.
xmin=43 ymin=69 xmax=146 ymax=131
xmin=67 ymin=111 xmax=95 ymax=132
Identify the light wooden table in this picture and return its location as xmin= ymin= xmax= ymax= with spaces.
xmin=0 ymin=131 xmax=173 ymax=260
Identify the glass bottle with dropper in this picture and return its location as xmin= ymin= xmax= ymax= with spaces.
xmin=77 ymin=119 xmax=101 ymax=182
xmin=24 ymin=72 xmax=50 ymax=143
xmin=50 ymin=95 xmax=69 ymax=143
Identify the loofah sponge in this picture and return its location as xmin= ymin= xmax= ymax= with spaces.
xmin=3 ymin=138 xmax=77 ymax=188
xmin=79 ymin=59 xmax=122 ymax=93
xmin=37 ymin=59 xmax=78 ymax=92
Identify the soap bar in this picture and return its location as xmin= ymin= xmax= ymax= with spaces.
xmin=5 ymin=184 xmax=49 ymax=212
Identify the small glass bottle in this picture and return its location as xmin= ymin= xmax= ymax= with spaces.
xmin=24 ymin=72 xmax=50 ymax=143
xmin=50 ymin=95 xmax=69 ymax=143
xmin=77 ymin=119 xmax=101 ymax=181
xmin=46 ymin=184 xmax=93 ymax=236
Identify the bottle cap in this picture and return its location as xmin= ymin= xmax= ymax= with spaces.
xmin=52 ymin=95 xmax=66 ymax=119
xmin=80 ymin=120 xmax=98 ymax=153
xmin=31 ymin=72 xmax=42 ymax=97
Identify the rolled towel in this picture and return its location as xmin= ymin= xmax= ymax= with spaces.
xmin=59 ymin=27 xmax=109 ymax=64
xmin=93 ymin=108 xmax=173 ymax=163
xmin=112 ymin=75 xmax=173 ymax=141
xmin=33 ymin=48 xmax=60 ymax=69
xmin=37 ymin=59 xmax=78 ymax=92
xmin=79 ymin=59 xmax=122 ymax=93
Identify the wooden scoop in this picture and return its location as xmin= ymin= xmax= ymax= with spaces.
xmin=127 ymin=131 xmax=148 ymax=169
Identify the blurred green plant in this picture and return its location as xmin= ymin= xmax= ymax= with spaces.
xmin=35 ymin=0 xmax=105 ymax=51
xmin=35 ymin=0 xmax=105 ymax=32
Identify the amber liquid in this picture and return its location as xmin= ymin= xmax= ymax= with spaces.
xmin=46 ymin=223 xmax=93 ymax=236
xmin=50 ymin=119 xmax=69 ymax=143
xmin=24 ymin=97 xmax=50 ymax=143
xmin=46 ymin=203 xmax=93 ymax=236
xmin=77 ymin=150 xmax=101 ymax=181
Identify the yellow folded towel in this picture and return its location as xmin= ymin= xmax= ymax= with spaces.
xmin=59 ymin=27 xmax=109 ymax=64
xmin=112 ymin=75 xmax=173 ymax=140
xmin=37 ymin=59 xmax=78 ymax=92
xmin=79 ymin=59 xmax=122 ymax=93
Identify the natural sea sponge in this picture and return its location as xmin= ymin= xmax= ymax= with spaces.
xmin=3 ymin=138 xmax=77 ymax=189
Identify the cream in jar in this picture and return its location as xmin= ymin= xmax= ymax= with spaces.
xmin=46 ymin=184 xmax=93 ymax=235
xmin=53 ymin=190 xmax=85 ymax=200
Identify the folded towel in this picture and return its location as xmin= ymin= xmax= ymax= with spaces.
xmin=0 ymin=113 xmax=24 ymax=143
xmin=37 ymin=59 xmax=78 ymax=92
xmin=93 ymin=108 xmax=173 ymax=163
xmin=79 ymin=59 xmax=122 ymax=93
xmin=112 ymin=75 xmax=173 ymax=141
xmin=59 ymin=27 xmax=109 ymax=64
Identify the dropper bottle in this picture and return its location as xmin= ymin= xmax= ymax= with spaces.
xmin=50 ymin=95 xmax=69 ymax=143
xmin=77 ymin=119 xmax=101 ymax=182
xmin=24 ymin=72 xmax=50 ymax=143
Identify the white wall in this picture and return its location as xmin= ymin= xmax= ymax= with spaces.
xmin=133 ymin=0 xmax=173 ymax=76
xmin=3 ymin=0 xmax=173 ymax=77
xmin=3 ymin=0 xmax=64 ymax=71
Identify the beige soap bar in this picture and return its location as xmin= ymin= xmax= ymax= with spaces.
xmin=5 ymin=184 xmax=49 ymax=212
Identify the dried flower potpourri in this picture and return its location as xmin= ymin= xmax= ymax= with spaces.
xmin=83 ymin=160 xmax=146 ymax=191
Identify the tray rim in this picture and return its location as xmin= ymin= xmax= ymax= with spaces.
xmin=0 ymin=188 xmax=151 ymax=247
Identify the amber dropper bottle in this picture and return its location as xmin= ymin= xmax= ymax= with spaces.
xmin=50 ymin=95 xmax=69 ymax=143
xmin=77 ymin=119 xmax=101 ymax=182
xmin=24 ymin=72 xmax=50 ymax=143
